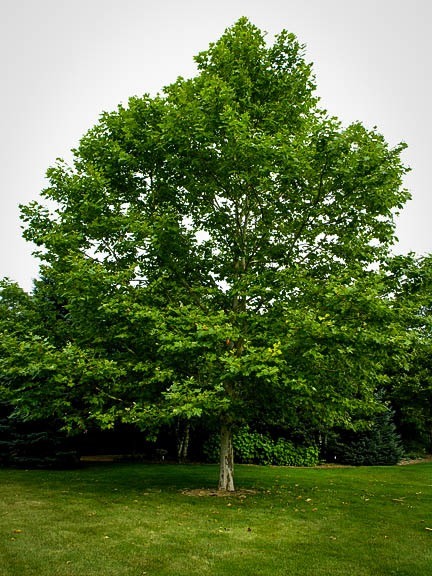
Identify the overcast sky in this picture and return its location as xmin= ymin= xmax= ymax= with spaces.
xmin=1 ymin=0 xmax=431 ymax=292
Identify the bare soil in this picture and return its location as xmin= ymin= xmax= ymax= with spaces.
xmin=180 ymin=488 xmax=257 ymax=497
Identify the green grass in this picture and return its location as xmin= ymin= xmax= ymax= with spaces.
xmin=0 ymin=463 xmax=431 ymax=575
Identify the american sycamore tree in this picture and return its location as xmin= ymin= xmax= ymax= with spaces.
xmin=19 ymin=19 xmax=409 ymax=490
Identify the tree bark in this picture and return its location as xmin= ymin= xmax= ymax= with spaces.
xmin=218 ymin=421 xmax=235 ymax=492
xmin=176 ymin=420 xmax=190 ymax=463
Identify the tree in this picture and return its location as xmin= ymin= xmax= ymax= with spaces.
xmin=19 ymin=18 xmax=409 ymax=490
xmin=327 ymin=405 xmax=404 ymax=466
xmin=0 ymin=278 xmax=126 ymax=436
xmin=381 ymin=254 xmax=432 ymax=453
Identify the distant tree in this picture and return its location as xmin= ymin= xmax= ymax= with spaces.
xmin=0 ymin=278 xmax=125 ymax=435
xmin=328 ymin=406 xmax=404 ymax=466
xmin=381 ymin=255 xmax=432 ymax=453
xmin=18 ymin=19 xmax=409 ymax=490
xmin=0 ymin=281 xmax=79 ymax=466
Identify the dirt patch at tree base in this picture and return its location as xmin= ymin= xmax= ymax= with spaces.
xmin=181 ymin=488 xmax=257 ymax=497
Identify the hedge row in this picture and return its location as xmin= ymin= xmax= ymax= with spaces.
xmin=204 ymin=427 xmax=319 ymax=466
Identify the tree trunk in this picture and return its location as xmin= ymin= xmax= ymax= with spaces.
xmin=176 ymin=420 xmax=190 ymax=463
xmin=218 ymin=422 xmax=235 ymax=492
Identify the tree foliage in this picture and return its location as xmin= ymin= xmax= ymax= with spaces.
xmin=327 ymin=407 xmax=404 ymax=466
xmin=381 ymin=255 xmax=432 ymax=452
xmin=8 ymin=19 xmax=413 ymax=488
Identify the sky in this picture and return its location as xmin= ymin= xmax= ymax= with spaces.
xmin=1 ymin=0 xmax=431 ymax=292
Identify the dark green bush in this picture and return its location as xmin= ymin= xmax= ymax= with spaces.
xmin=0 ymin=405 xmax=79 ymax=468
xmin=328 ymin=408 xmax=404 ymax=466
xmin=271 ymin=437 xmax=319 ymax=467
xmin=203 ymin=427 xmax=319 ymax=466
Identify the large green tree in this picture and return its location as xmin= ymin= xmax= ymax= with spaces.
xmin=19 ymin=19 xmax=409 ymax=490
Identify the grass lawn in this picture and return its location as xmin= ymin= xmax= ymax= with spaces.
xmin=0 ymin=462 xmax=431 ymax=576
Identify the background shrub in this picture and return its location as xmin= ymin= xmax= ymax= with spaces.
xmin=203 ymin=427 xmax=319 ymax=466
xmin=327 ymin=408 xmax=404 ymax=466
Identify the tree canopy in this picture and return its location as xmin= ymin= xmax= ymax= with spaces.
xmin=9 ymin=18 xmax=412 ymax=489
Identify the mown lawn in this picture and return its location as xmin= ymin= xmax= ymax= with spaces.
xmin=0 ymin=462 xmax=431 ymax=575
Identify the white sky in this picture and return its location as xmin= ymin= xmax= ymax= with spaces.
xmin=1 ymin=0 xmax=431 ymax=292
